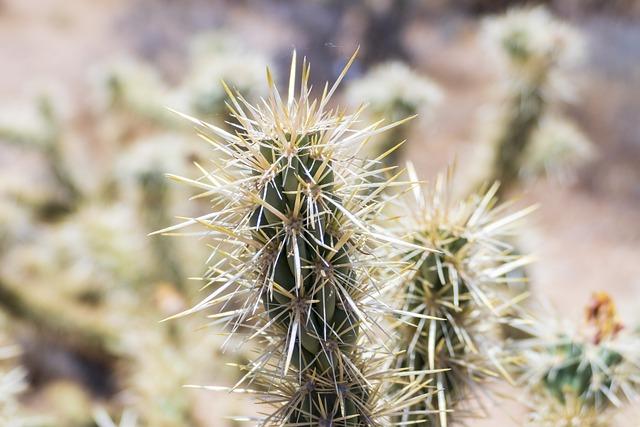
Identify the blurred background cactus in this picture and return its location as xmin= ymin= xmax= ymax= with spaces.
xmin=472 ymin=6 xmax=594 ymax=197
xmin=0 ymin=26 xmax=259 ymax=427
xmin=94 ymin=409 xmax=138 ymax=427
xmin=1 ymin=0 xmax=639 ymax=425
xmin=519 ymin=116 xmax=595 ymax=184
xmin=344 ymin=61 xmax=442 ymax=167
xmin=170 ymin=32 xmax=270 ymax=120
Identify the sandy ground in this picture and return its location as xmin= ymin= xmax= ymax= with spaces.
xmin=1 ymin=0 xmax=639 ymax=425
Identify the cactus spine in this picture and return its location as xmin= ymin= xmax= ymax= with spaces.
xmin=158 ymin=51 xmax=434 ymax=425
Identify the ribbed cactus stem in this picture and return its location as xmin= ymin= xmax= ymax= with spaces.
xmin=250 ymin=132 xmax=367 ymax=424
xmin=398 ymin=237 xmax=471 ymax=426
xmin=491 ymin=72 xmax=546 ymax=197
xmin=543 ymin=342 xmax=622 ymax=407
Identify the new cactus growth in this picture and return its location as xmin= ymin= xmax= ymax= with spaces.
xmin=515 ymin=293 xmax=640 ymax=426
xmin=393 ymin=166 xmax=533 ymax=426
xmin=157 ymin=51 xmax=434 ymax=425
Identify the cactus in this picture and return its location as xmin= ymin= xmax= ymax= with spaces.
xmin=173 ymin=31 xmax=270 ymax=119
xmin=93 ymin=32 xmax=270 ymax=130
xmin=157 ymin=51 xmax=436 ymax=425
xmin=520 ymin=116 xmax=594 ymax=184
xmin=115 ymin=134 xmax=211 ymax=293
xmin=92 ymin=58 xmax=173 ymax=126
xmin=393 ymin=166 xmax=534 ymax=426
xmin=479 ymin=6 xmax=588 ymax=197
xmin=0 ymin=93 xmax=81 ymax=213
xmin=344 ymin=61 xmax=442 ymax=167
xmin=514 ymin=293 xmax=640 ymax=426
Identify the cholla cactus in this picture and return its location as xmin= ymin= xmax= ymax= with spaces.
xmin=0 ymin=199 xmax=32 ymax=251
xmin=118 ymin=320 xmax=203 ymax=427
xmin=170 ymin=31 xmax=270 ymax=119
xmin=345 ymin=61 xmax=442 ymax=118
xmin=0 ymin=368 xmax=28 ymax=426
xmin=344 ymin=61 xmax=442 ymax=166
xmin=1 ymin=202 xmax=151 ymax=301
xmin=0 ymin=98 xmax=53 ymax=149
xmin=0 ymin=93 xmax=80 ymax=209
xmin=480 ymin=6 xmax=587 ymax=196
xmin=482 ymin=6 xmax=583 ymax=92
xmin=93 ymin=33 xmax=271 ymax=130
xmin=157 ymin=51 xmax=434 ymax=425
xmin=114 ymin=133 xmax=209 ymax=217
xmin=393 ymin=166 xmax=534 ymax=426
xmin=91 ymin=58 xmax=172 ymax=124
xmin=115 ymin=134 xmax=212 ymax=291
xmin=520 ymin=116 xmax=595 ymax=184
xmin=515 ymin=293 xmax=640 ymax=426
